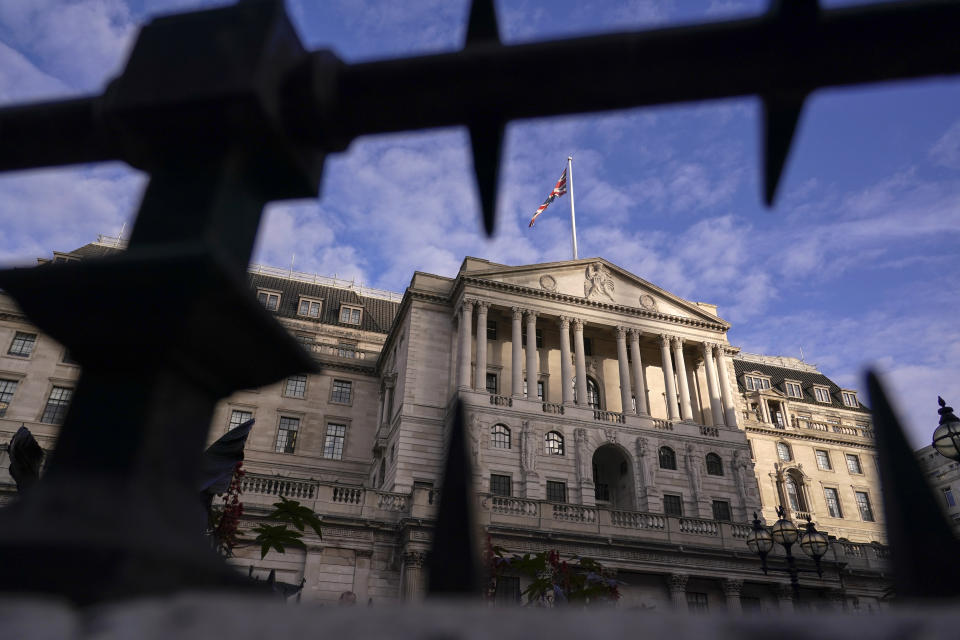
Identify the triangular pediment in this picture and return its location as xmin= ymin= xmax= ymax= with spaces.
xmin=459 ymin=257 xmax=726 ymax=325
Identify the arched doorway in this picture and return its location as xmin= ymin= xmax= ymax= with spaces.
xmin=592 ymin=444 xmax=636 ymax=510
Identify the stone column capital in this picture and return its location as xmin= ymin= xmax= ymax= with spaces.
xmin=670 ymin=336 xmax=684 ymax=349
xmin=525 ymin=309 xmax=538 ymax=320
xmin=628 ymin=327 xmax=643 ymax=342
xmin=615 ymin=325 xmax=629 ymax=340
xmin=667 ymin=573 xmax=689 ymax=592
xmin=571 ymin=318 xmax=584 ymax=331
xmin=722 ymin=578 xmax=744 ymax=596
xmin=659 ymin=333 xmax=672 ymax=347
xmin=701 ymin=340 xmax=716 ymax=355
xmin=404 ymin=551 xmax=427 ymax=568
xmin=475 ymin=300 xmax=490 ymax=313
xmin=511 ymin=306 xmax=524 ymax=320
xmin=558 ymin=316 xmax=571 ymax=330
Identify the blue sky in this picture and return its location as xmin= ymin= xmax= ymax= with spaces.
xmin=1 ymin=0 xmax=958 ymax=447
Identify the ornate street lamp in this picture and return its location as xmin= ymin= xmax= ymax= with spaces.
xmin=746 ymin=506 xmax=830 ymax=599
xmin=932 ymin=397 xmax=960 ymax=462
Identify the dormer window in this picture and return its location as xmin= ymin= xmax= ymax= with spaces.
xmin=784 ymin=381 xmax=802 ymax=398
xmin=744 ymin=375 xmax=771 ymax=391
xmin=257 ymin=289 xmax=280 ymax=311
xmin=339 ymin=304 xmax=362 ymax=325
xmin=297 ymin=296 xmax=323 ymax=318
xmin=814 ymin=387 xmax=831 ymax=403
xmin=841 ymin=391 xmax=859 ymax=408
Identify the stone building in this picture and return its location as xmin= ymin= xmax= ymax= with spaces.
xmin=0 ymin=237 xmax=890 ymax=611
xmin=916 ymin=444 xmax=960 ymax=534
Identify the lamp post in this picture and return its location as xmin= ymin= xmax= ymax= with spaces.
xmin=933 ymin=397 xmax=960 ymax=462
xmin=746 ymin=506 xmax=830 ymax=600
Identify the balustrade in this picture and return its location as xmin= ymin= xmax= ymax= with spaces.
xmin=699 ymin=425 xmax=720 ymax=437
xmin=593 ymin=410 xmax=626 ymax=424
xmin=610 ymin=510 xmax=665 ymax=530
xmin=490 ymin=394 xmax=513 ymax=407
xmin=832 ymin=425 xmax=859 ymax=436
xmin=729 ymin=522 xmax=752 ymax=539
xmin=678 ymin=517 xmax=719 ymax=536
xmin=652 ymin=419 xmax=674 ymax=431
xmin=241 ymin=474 xmax=317 ymax=499
xmin=376 ymin=491 xmax=409 ymax=512
xmin=332 ymin=486 xmax=365 ymax=504
xmin=489 ymin=496 xmax=539 ymax=517
xmin=542 ymin=402 xmax=564 ymax=415
xmin=552 ymin=503 xmax=597 ymax=523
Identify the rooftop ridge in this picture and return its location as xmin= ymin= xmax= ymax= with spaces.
xmin=93 ymin=235 xmax=404 ymax=303
xmin=735 ymin=351 xmax=820 ymax=373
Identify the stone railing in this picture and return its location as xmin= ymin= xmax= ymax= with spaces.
xmin=699 ymin=425 xmax=720 ymax=437
xmin=652 ymin=419 xmax=674 ymax=431
xmin=807 ymin=422 xmax=829 ymax=431
xmin=241 ymin=475 xmax=317 ymax=500
xmin=678 ymin=517 xmax=719 ymax=536
xmin=489 ymin=496 xmax=540 ymax=517
xmin=593 ymin=410 xmax=626 ymax=424
xmin=832 ymin=425 xmax=859 ymax=436
xmin=552 ymin=503 xmax=597 ymax=523
xmin=729 ymin=522 xmax=753 ymax=539
xmin=332 ymin=486 xmax=364 ymax=504
xmin=490 ymin=394 xmax=513 ymax=407
xmin=307 ymin=343 xmax=378 ymax=362
xmin=376 ymin=491 xmax=409 ymax=512
xmin=609 ymin=510 xmax=665 ymax=530
xmin=542 ymin=402 xmax=565 ymax=415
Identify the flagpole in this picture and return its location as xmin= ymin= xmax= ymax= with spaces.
xmin=567 ymin=155 xmax=578 ymax=260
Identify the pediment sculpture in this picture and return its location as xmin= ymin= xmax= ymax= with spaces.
xmin=584 ymin=263 xmax=615 ymax=302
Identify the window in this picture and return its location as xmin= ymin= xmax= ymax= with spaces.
xmin=490 ymin=474 xmax=512 ymax=497
xmin=594 ymin=481 xmax=611 ymax=502
xmin=0 ymin=379 xmax=17 ymax=417
xmin=571 ymin=377 xmax=600 ymax=408
xmin=545 ymin=431 xmax=564 ymax=456
xmin=705 ymin=453 xmax=723 ymax=476
xmin=297 ymin=297 xmax=322 ymax=318
xmin=284 ymin=374 xmax=307 ymax=398
xmin=337 ymin=341 xmax=357 ymax=358
xmin=228 ymin=409 xmax=253 ymax=430
xmin=816 ymin=450 xmax=833 ymax=471
xmin=659 ymin=446 xmax=677 ymax=470
xmin=785 ymin=381 xmax=802 ymax=398
xmin=842 ymin=391 xmax=859 ymax=408
xmin=777 ymin=442 xmax=792 ymax=462
xmin=943 ymin=487 xmax=956 ymax=508
xmin=712 ymin=500 xmax=731 ymax=521
xmin=40 ymin=386 xmax=72 ymax=424
xmin=686 ymin=592 xmax=709 ymax=612
xmin=745 ymin=375 xmax=770 ymax=391
xmin=491 ymin=424 xmax=511 ymax=449
xmin=494 ymin=576 xmax=521 ymax=605
xmin=523 ymin=379 xmax=544 ymax=401
xmin=824 ymin=487 xmax=843 ymax=518
xmin=855 ymin=491 xmax=875 ymax=521
xmin=62 ymin=350 xmax=79 ymax=365
xmin=663 ymin=494 xmax=683 ymax=517
xmin=546 ymin=481 xmax=567 ymax=503
xmin=583 ymin=337 xmax=593 ymax=356
xmin=331 ymin=379 xmax=352 ymax=404
xmin=814 ymin=387 xmax=831 ymax=403
xmin=257 ymin=290 xmax=280 ymax=311
xmin=295 ymin=334 xmax=315 ymax=347
xmin=784 ymin=475 xmax=803 ymax=511
xmin=846 ymin=453 xmax=863 ymax=475
xmin=8 ymin=332 xmax=37 ymax=357
xmin=275 ymin=416 xmax=299 ymax=453
xmin=485 ymin=373 xmax=498 ymax=395
xmin=521 ymin=327 xmax=543 ymax=348
xmin=486 ymin=319 xmax=497 ymax=340
xmin=323 ymin=422 xmax=347 ymax=460
xmin=339 ymin=305 xmax=362 ymax=324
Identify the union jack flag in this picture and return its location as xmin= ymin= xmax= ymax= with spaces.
xmin=528 ymin=167 xmax=568 ymax=228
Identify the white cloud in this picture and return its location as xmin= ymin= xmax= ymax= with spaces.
xmin=0 ymin=41 xmax=67 ymax=102
xmin=930 ymin=119 xmax=960 ymax=170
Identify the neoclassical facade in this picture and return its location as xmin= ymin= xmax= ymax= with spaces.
xmin=0 ymin=238 xmax=890 ymax=612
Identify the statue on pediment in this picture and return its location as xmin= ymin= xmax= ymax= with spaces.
xmin=584 ymin=263 xmax=615 ymax=302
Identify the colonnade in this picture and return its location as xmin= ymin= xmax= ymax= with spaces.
xmin=455 ymin=298 xmax=739 ymax=426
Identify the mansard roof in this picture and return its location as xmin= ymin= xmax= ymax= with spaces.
xmin=733 ymin=358 xmax=870 ymax=415
xmin=457 ymin=256 xmax=729 ymax=329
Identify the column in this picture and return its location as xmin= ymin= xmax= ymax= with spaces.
xmin=659 ymin=334 xmax=680 ymax=420
xmin=629 ymin=329 xmax=648 ymax=415
xmin=616 ymin=326 xmax=632 ymax=414
xmin=701 ymin=341 xmax=725 ymax=426
xmin=511 ymin=307 xmax=523 ymax=397
xmin=715 ymin=345 xmax=738 ymax=426
xmin=671 ymin=337 xmax=693 ymax=422
xmin=525 ymin=310 xmax=539 ymax=400
xmin=722 ymin=578 xmax=743 ymax=614
xmin=353 ymin=549 xmax=373 ymax=603
xmin=776 ymin=583 xmax=794 ymax=613
xmin=573 ymin=319 xmax=588 ymax=406
xmin=474 ymin=302 xmax=489 ymax=392
xmin=457 ymin=299 xmax=474 ymax=389
xmin=402 ymin=551 xmax=426 ymax=601
xmin=667 ymin=573 xmax=689 ymax=612
xmin=559 ymin=317 xmax=574 ymax=405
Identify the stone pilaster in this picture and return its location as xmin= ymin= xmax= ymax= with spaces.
xmin=353 ymin=549 xmax=374 ymax=603
xmin=714 ymin=344 xmax=737 ymax=426
xmin=525 ymin=310 xmax=539 ymax=400
xmin=701 ymin=341 xmax=725 ymax=426
xmin=402 ymin=551 xmax=427 ymax=601
xmin=629 ymin=329 xmax=647 ymax=415
xmin=573 ymin=318 xmax=588 ymax=406
xmin=667 ymin=573 xmax=689 ymax=612
xmin=659 ymin=334 xmax=680 ymax=420
xmin=457 ymin=299 xmax=474 ymax=389
xmin=722 ymin=578 xmax=743 ymax=614
xmin=558 ymin=317 xmax=574 ymax=405
xmin=671 ymin=337 xmax=693 ymax=421
xmin=474 ymin=301 xmax=489 ymax=392
xmin=511 ymin=307 xmax=524 ymax=397
xmin=615 ymin=326 xmax=632 ymax=414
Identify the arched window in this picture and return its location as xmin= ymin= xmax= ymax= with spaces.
xmin=491 ymin=424 xmax=511 ymax=449
xmin=545 ymin=431 xmax=565 ymax=456
xmin=705 ymin=452 xmax=723 ymax=476
xmin=658 ymin=446 xmax=677 ymax=470
xmin=784 ymin=473 xmax=806 ymax=511
xmin=572 ymin=377 xmax=602 ymax=409
xmin=777 ymin=442 xmax=792 ymax=462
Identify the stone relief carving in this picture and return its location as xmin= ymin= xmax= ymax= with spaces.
xmin=538 ymin=274 xmax=558 ymax=292
xmin=584 ymin=263 xmax=615 ymax=302
xmin=685 ymin=444 xmax=702 ymax=501
xmin=469 ymin=413 xmax=481 ymax=469
xmin=602 ymin=428 xmax=618 ymax=444
xmin=574 ymin=428 xmax=591 ymax=482
xmin=639 ymin=294 xmax=657 ymax=310
xmin=635 ymin=436 xmax=656 ymax=490
xmin=732 ymin=450 xmax=751 ymax=508
xmin=520 ymin=420 xmax=537 ymax=475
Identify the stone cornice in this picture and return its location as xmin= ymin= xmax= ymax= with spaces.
xmin=460 ymin=276 xmax=730 ymax=332
xmin=744 ymin=423 xmax=877 ymax=450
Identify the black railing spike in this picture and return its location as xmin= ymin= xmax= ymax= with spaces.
xmin=465 ymin=0 xmax=500 ymax=46
xmin=762 ymin=92 xmax=806 ymax=206
xmin=427 ymin=400 xmax=480 ymax=595
xmin=469 ymin=120 xmax=504 ymax=237
xmin=867 ymin=370 xmax=960 ymax=599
